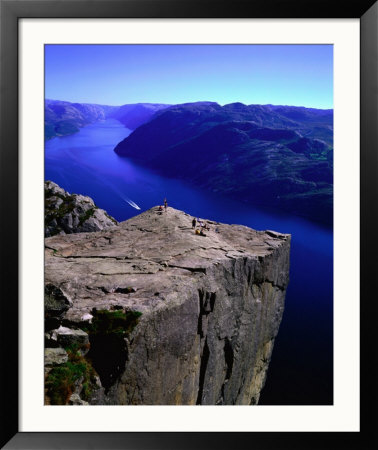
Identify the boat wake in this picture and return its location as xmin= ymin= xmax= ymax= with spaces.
xmin=123 ymin=197 xmax=141 ymax=210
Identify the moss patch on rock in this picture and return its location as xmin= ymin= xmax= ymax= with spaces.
xmin=78 ymin=207 xmax=96 ymax=226
xmin=45 ymin=191 xmax=77 ymax=236
xmin=104 ymin=211 xmax=118 ymax=225
xmin=45 ymin=343 xmax=97 ymax=405
xmin=45 ymin=305 xmax=143 ymax=403
xmin=81 ymin=309 xmax=142 ymax=338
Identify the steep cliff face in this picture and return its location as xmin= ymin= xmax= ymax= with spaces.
xmin=44 ymin=207 xmax=290 ymax=405
xmin=45 ymin=181 xmax=118 ymax=237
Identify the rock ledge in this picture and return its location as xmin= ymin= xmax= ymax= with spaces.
xmin=45 ymin=206 xmax=290 ymax=405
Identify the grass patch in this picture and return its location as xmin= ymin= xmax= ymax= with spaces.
xmin=45 ymin=343 xmax=97 ymax=405
xmin=46 ymin=310 xmax=143 ymax=402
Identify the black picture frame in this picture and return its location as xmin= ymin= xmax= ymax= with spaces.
xmin=1 ymin=0 xmax=377 ymax=448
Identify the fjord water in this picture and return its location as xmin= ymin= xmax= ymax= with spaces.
xmin=45 ymin=119 xmax=333 ymax=405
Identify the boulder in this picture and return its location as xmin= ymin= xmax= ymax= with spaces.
xmin=52 ymin=326 xmax=89 ymax=354
xmin=44 ymin=347 xmax=68 ymax=366
xmin=45 ymin=180 xmax=118 ymax=237
xmin=68 ymin=393 xmax=89 ymax=406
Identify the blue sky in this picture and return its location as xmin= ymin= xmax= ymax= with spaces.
xmin=45 ymin=44 xmax=333 ymax=109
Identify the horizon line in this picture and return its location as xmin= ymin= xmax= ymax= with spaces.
xmin=45 ymin=98 xmax=334 ymax=111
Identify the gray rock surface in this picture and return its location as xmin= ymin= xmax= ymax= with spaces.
xmin=51 ymin=326 xmax=90 ymax=354
xmin=68 ymin=393 xmax=89 ymax=406
xmin=45 ymin=181 xmax=118 ymax=237
xmin=45 ymin=206 xmax=290 ymax=405
xmin=44 ymin=348 xmax=68 ymax=366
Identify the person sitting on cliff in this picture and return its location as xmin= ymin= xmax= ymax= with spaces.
xmin=199 ymin=229 xmax=206 ymax=237
xmin=200 ymin=221 xmax=209 ymax=231
xmin=158 ymin=205 xmax=163 ymax=212
xmin=192 ymin=218 xmax=196 ymax=229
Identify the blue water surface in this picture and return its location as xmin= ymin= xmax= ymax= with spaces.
xmin=45 ymin=119 xmax=333 ymax=405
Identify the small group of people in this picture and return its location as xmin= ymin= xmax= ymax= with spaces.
xmin=155 ymin=200 xmax=213 ymax=237
xmin=192 ymin=217 xmax=210 ymax=236
xmin=158 ymin=198 xmax=168 ymax=212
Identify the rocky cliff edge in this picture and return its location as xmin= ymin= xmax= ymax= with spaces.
xmin=44 ymin=206 xmax=290 ymax=405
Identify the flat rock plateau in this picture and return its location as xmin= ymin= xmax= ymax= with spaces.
xmin=44 ymin=206 xmax=291 ymax=405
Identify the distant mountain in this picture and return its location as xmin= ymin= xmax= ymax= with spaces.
xmin=45 ymin=100 xmax=170 ymax=140
xmin=114 ymin=102 xmax=333 ymax=225
xmin=45 ymin=100 xmax=115 ymax=140
xmin=111 ymin=103 xmax=170 ymax=130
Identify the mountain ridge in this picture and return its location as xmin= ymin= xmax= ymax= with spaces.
xmin=45 ymin=99 xmax=170 ymax=140
xmin=114 ymin=102 xmax=333 ymax=225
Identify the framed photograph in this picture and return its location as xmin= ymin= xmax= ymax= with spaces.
xmin=1 ymin=0 xmax=377 ymax=448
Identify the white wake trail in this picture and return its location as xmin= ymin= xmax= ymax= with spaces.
xmin=123 ymin=197 xmax=141 ymax=210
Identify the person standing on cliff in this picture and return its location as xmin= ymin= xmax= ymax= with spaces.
xmin=192 ymin=218 xmax=196 ymax=229
xmin=164 ymin=198 xmax=168 ymax=211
